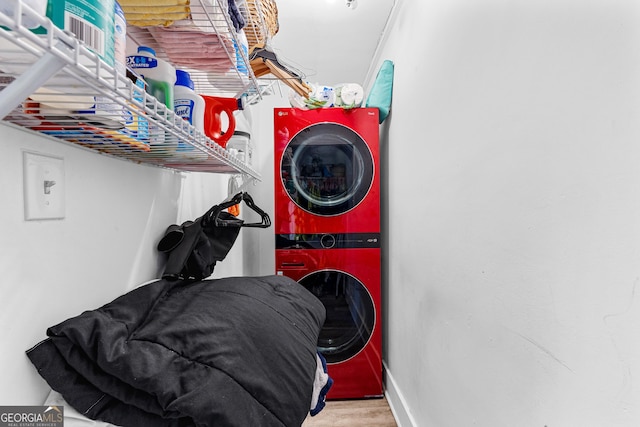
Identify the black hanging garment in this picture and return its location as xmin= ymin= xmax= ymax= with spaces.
xmin=157 ymin=192 xmax=271 ymax=281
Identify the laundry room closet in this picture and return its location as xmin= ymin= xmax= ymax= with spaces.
xmin=5 ymin=0 xmax=640 ymax=426
xmin=0 ymin=0 xmax=393 ymax=423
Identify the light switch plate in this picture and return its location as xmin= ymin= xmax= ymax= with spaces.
xmin=23 ymin=151 xmax=65 ymax=220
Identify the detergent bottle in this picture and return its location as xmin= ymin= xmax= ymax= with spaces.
xmin=127 ymin=46 xmax=176 ymax=110
xmin=127 ymin=46 xmax=176 ymax=148
xmin=174 ymin=69 xmax=205 ymax=134
xmin=174 ymin=69 xmax=207 ymax=158
xmin=201 ymin=96 xmax=240 ymax=148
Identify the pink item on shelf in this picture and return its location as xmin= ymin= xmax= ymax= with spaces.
xmin=148 ymin=26 xmax=234 ymax=73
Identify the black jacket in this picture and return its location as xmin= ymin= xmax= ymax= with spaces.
xmin=27 ymin=275 xmax=325 ymax=427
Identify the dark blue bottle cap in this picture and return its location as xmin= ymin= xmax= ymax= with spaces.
xmin=175 ymin=69 xmax=194 ymax=90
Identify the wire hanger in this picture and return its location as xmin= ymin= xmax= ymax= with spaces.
xmin=206 ymin=192 xmax=271 ymax=228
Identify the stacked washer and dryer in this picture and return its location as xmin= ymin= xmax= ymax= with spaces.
xmin=274 ymin=107 xmax=382 ymax=399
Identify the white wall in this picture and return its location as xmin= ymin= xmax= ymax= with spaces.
xmin=0 ymin=123 xmax=247 ymax=404
xmin=241 ymin=92 xmax=290 ymax=277
xmin=372 ymin=0 xmax=640 ymax=426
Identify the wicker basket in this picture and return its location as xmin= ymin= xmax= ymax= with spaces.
xmin=244 ymin=0 xmax=279 ymax=54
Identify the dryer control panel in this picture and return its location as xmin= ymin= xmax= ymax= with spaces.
xmin=276 ymin=233 xmax=380 ymax=250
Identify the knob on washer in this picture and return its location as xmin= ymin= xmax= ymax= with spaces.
xmin=320 ymin=234 xmax=336 ymax=249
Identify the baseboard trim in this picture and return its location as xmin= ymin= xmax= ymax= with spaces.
xmin=384 ymin=361 xmax=418 ymax=427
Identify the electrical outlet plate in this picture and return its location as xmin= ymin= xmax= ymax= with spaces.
xmin=23 ymin=151 xmax=65 ymax=220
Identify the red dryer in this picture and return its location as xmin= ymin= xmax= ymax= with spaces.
xmin=274 ymin=107 xmax=380 ymax=234
xmin=274 ymin=108 xmax=382 ymax=399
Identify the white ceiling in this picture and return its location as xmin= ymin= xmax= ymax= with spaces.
xmin=264 ymin=0 xmax=394 ymax=87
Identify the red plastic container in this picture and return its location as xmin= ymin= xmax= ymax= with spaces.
xmin=202 ymin=95 xmax=238 ymax=148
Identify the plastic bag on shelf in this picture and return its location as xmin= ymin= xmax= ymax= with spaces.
xmin=334 ymin=83 xmax=364 ymax=109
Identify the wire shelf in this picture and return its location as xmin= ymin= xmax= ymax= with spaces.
xmin=125 ymin=0 xmax=265 ymax=100
xmin=0 ymin=0 xmax=263 ymax=178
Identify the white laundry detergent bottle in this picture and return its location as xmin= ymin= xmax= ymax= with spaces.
xmin=127 ymin=46 xmax=176 ymax=149
xmin=174 ymin=69 xmax=207 ymax=159
xmin=127 ymin=46 xmax=176 ymax=110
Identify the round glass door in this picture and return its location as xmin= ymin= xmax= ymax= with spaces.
xmin=281 ymin=123 xmax=374 ymax=216
xmin=299 ymin=270 xmax=375 ymax=363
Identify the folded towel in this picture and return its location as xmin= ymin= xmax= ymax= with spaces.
xmin=120 ymin=0 xmax=190 ymax=25
xmin=125 ymin=11 xmax=191 ymax=20
xmin=121 ymin=5 xmax=190 ymax=14
xmin=148 ymin=26 xmax=234 ymax=72
xmin=127 ymin=18 xmax=182 ymax=27
xmin=119 ymin=0 xmax=188 ymax=6
xmin=310 ymin=352 xmax=333 ymax=417
xmin=172 ymin=0 xmax=229 ymax=34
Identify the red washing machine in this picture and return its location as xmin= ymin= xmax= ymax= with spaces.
xmin=274 ymin=107 xmax=380 ymax=234
xmin=275 ymin=240 xmax=382 ymax=399
xmin=274 ymin=108 xmax=382 ymax=399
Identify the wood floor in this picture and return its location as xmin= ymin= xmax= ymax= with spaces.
xmin=302 ymin=397 xmax=397 ymax=427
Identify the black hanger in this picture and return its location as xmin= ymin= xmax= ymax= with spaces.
xmin=240 ymin=192 xmax=272 ymax=228
xmin=205 ymin=192 xmax=271 ymax=229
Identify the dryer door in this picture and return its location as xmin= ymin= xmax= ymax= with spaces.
xmin=299 ymin=270 xmax=375 ymax=363
xmin=281 ymin=123 xmax=374 ymax=216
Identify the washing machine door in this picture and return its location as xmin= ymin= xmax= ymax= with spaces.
xmin=299 ymin=270 xmax=375 ymax=363
xmin=281 ymin=123 xmax=374 ymax=216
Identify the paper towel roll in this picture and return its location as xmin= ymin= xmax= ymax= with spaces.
xmin=336 ymin=83 xmax=364 ymax=108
